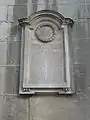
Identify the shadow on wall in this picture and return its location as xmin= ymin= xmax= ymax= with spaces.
xmin=4 ymin=0 xmax=27 ymax=94
xmin=72 ymin=11 xmax=90 ymax=94
xmin=74 ymin=63 xmax=86 ymax=93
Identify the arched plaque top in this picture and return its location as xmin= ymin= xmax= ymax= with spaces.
xmin=18 ymin=10 xmax=74 ymax=27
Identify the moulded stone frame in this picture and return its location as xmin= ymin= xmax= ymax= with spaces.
xmin=18 ymin=10 xmax=74 ymax=94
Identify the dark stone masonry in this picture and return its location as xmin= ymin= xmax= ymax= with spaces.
xmin=0 ymin=0 xmax=90 ymax=120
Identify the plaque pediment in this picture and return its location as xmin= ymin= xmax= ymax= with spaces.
xmin=18 ymin=10 xmax=74 ymax=27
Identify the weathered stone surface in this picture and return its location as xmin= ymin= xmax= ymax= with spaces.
xmin=4 ymin=66 xmax=20 ymax=94
xmin=56 ymin=0 xmax=78 ymax=4
xmin=0 ymin=41 xmax=20 ymax=65
xmin=8 ymin=5 xmax=27 ymax=22
xmin=30 ymin=96 xmax=85 ymax=120
xmin=72 ymin=20 xmax=89 ymax=39
xmin=0 ymin=1 xmax=90 ymax=120
xmin=85 ymin=20 xmax=90 ymax=38
xmin=75 ymin=4 xmax=85 ymax=19
xmin=0 ymin=23 xmax=20 ymax=42
xmin=14 ymin=0 xmax=27 ymax=5
xmin=85 ymin=0 xmax=90 ymax=2
xmin=85 ymin=5 xmax=90 ymax=18
xmin=31 ymin=0 xmax=82 ymax=5
xmin=0 ymin=96 xmax=3 ymax=120
xmin=0 ymin=22 xmax=10 ymax=41
xmin=0 ymin=67 xmax=6 ymax=94
xmin=57 ymin=4 xmax=77 ymax=19
xmin=36 ymin=4 xmax=46 ymax=11
xmin=8 ymin=23 xmax=21 ymax=41
xmin=73 ymin=63 xmax=86 ymax=92
xmin=0 ymin=66 xmax=19 ymax=94
xmin=0 ymin=42 xmax=7 ymax=65
xmin=0 ymin=0 xmax=27 ymax=5
xmin=75 ymin=5 xmax=90 ymax=19
xmin=28 ymin=1 xmax=85 ymax=18
xmin=6 ymin=41 xmax=21 ymax=65
xmin=30 ymin=3 xmax=77 ymax=19
xmin=0 ymin=6 xmax=7 ymax=21
xmin=0 ymin=0 xmax=15 ymax=5
xmin=2 ymin=95 xmax=28 ymax=120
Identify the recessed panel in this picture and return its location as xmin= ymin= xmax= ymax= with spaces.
xmin=23 ymin=27 xmax=66 ymax=88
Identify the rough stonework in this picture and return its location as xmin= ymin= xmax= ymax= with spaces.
xmin=0 ymin=0 xmax=90 ymax=120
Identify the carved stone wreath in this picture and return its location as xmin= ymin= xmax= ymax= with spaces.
xmin=35 ymin=23 xmax=55 ymax=43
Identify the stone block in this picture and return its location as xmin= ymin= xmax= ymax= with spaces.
xmin=85 ymin=0 xmax=90 ymax=3
xmin=85 ymin=20 xmax=90 ymax=38
xmin=0 ymin=0 xmax=27 ymax=5
xmin=0 ymin=66 xmax=19 ymax=94
xmin=37 ymin=4 xmax=46 ymax=11
xmin=85 ymin=5 xmax=90 ymax=18
xmin=75 ymin=5 xmax=90 ymax=19
xmin=0 ymin=23 xmax=20 ymax=42
xmin=30 ymin=96 xmax=84 ymax=120
xmin=8 ymin=23 xmax=21 ymax=41
xmin=0 ymin=6 xmax=7 ymax=21
xmin=6 ymin=41 xmax=21 ymax=65
xmin=2 ymin=95 xmax=28 ymax=120
xmin=0 ymin=0 xmax=15 ymax=5
xmin=32 ymin=0 xmax=79 ymax=5
xmin=3 ymin=66 xmax=19 ymax=94
xmin=8 ymin=5 xmax=27 ymax=23
xmin=56 ymin=0 xmax=78 ymax=5
xmin=0 ymin=22 xmax=10 ymax=41
xmin=72 ymin=20 xmax=89 ymax=39
xmin=0 ymin=41 xmax=20 ymax=65
xmin=57 ymin=4 xmax=77 ymax=19
xmin=0 ymin=0 xmax=27 ymax=6
xmin=73 ymin=63 xmax=87 ymax=92
xmin=0 ymin=67 xmax=6 ymax=94
xmin=75 ymin=4 xmax=85 ymax=19
xmin=0 ymin=42 xmax=7 ymax=65
xmin=0 ymin=22 xmax=21 ymax=42
xmin=33 ymin=3 xmax=77 ymax=19
xmin=14 ymin=0 xmax=27 ymax=5
xmin=0 ymin=96 xmax=3 ymax=120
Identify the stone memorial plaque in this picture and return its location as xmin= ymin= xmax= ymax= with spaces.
xmin=19 ymin=10 xmax=74 ymax=94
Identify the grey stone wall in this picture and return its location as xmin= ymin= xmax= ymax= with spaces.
xmin=0 ymin=0 xmax=90 ymax=120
